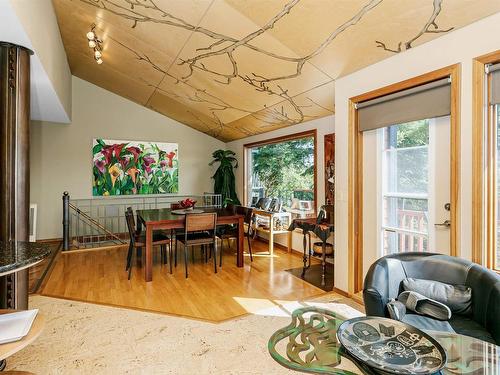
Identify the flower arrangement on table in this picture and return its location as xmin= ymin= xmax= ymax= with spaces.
xmin=92 ymin=138 xmax=178 ymax=196
xmin=179 ymin=198 xmax=197 ymax=210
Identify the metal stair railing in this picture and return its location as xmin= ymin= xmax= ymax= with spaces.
xmin=69 ymin=202 xmax=125 ymax=248
xmin=62 ymin=192 xmax=222 ymax=250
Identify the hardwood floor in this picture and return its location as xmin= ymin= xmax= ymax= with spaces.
xmin=29 ymin=241 xmax=60 ymax=293
xmin=41 ymin=240 xmax=326 ymax=322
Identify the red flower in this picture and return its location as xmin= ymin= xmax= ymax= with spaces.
xmin=113 ymin=143 xmax=125 ymax=159
xmin=101 ymin=146 xmax=113 ymax=164
xmin=142 ymin=155 xmax=155 ymax=176
xmin=126 ymin=146 xmax=141 ymax=162
xmin=143 ymin=155 xmax=155 ymax=167
xmin=101 ymin=143 xmax=126 ymax=164
xmin=166 ymin=151 xmax=176 ymax=168
xmin=119 ymin=156 xmax=131 ymax=171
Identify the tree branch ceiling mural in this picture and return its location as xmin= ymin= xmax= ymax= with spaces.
xmin=53 ymin=0 xmax=500 ymax=141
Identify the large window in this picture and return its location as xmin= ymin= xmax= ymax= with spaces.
xmin=244 ymin=131 xmax=316 ymax=217
xmin=381 ymin=120 xmax=430 ymax=255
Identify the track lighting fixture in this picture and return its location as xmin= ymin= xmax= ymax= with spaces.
xmin=86 ymin=24 xmax=103 ymax=65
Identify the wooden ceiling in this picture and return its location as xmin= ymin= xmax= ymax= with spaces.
xmin=53 ymin=0 xmax=500 ymax=141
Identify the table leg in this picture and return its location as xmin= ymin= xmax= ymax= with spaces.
xmin=269 ymin=222 xmax=274 ymax=256
xmin=237 ymin=217 xmax=244 ymax=267
xmin=145 ymin=224 xmax=153 ymax=282
xmin=287 ymin=231 xmax=292 ymax=253
xmin=301 ymin=231 xmax=307 ymax=278
xmin=308 ymin=233 xmax=312 ymax=268
xmin=321 ymin=241 xmax=326 ymax=286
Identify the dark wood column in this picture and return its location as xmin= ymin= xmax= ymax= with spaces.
xmin=0 ymin=42 xmax=32 ymax=310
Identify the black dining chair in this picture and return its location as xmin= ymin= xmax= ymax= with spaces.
xmin=125 ymin=207 xmax=171 ymax=279
xmin=219 ymin=206 xmax=254 ymax=265
xmin=171 ymin=203 xmax=211 ymax=267
xmin=177 ymin=212 xmax=218 ymax=278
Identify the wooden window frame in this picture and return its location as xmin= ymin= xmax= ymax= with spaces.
xmin=348 ymin=64 xmax=461 ymax=295
xmin=243 ymin=130 xmax=318 ymax=210
xmin=472 ymin=50 xmax=500 ymax=271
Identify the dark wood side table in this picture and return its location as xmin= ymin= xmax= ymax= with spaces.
xmin=288 ymin=218 xmax=334 ymax=286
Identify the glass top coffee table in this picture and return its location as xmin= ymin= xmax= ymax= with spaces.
xmin=268 ymin=307 xmax=499 ymax=374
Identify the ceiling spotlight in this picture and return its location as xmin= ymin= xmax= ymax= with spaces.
xmin=96 ymin=58 xmax=103 ymax=65
xmin=86 ymin=31 xmax=95 ymax=41
xmin=94 ymin=50 xmax=102 ymax=59
xmin=88 ymin=40 xmax=96 ymax=48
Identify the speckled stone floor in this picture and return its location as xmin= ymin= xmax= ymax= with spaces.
xmin=7 ymin=294 xmax=363 ymax=374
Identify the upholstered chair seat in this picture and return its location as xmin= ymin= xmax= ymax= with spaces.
xmin=363 ymin=252 xmax=500 ymax=345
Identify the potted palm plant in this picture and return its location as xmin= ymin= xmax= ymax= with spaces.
xmin=209 ymin=150 xmax=240 ymax=207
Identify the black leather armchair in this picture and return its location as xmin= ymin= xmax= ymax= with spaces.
xmin=363 ymin=252 xmax=500 ymax=345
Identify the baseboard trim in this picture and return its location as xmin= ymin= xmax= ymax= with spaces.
xmin=350 ymin=292 xmax=364 ymax=305
xmin=254 ymin=237 xmax=289 ymax=251
xmin=36 ymin=238 xmax=63 ymax=244
xmin=62 ymin=244 xmax=128 ymax=254
xmin=332 ymin=287 xmax=350 ymax=298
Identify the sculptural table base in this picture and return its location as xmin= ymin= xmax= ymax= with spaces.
xmin=268 ymin=307 xmax=500 ymax=375
xmin=300 ymin=232 xmax=329 ymax=287
xmin=300 ymin=231 xmax=312 ymax=278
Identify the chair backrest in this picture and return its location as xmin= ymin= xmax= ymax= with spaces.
xmin=255 ymin=197 xmax=271 ymax=211
xmin=126 ymin=206 xmax=135 ymax=225
xmin=184 ymin=212 xmax=217 ymax=233
xmin=269 ymin=198 xmax=282 ymax=212
xmin=125 ymin=208 xmax=136 ymax=241
xmin=236 ymin=206 xmax=253 ymax=225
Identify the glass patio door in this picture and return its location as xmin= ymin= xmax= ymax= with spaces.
xmin=380 ymin=116 xmax=451 ymax=255
xmin=493 ymin=104 xmax=500 ymax=270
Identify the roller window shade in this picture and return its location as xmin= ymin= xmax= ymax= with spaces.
xmin=357 ymin=78 xmax=451 ymax=132
xmin=489 ymin=63 xmax=500 ymax=105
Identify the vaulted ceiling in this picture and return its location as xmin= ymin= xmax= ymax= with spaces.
xmin=53 ymin=0 xmax=500 ymax=141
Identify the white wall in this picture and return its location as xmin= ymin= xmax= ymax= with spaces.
xmin=31 ymin=77 xmax=225 ymax=239
xmin=226 ymin=115 xmax=335 ymax=251
xmin=334 ymin=12 xmax=500 ymax=292
xmin=1 ymin=0 xmax=72 ymax=123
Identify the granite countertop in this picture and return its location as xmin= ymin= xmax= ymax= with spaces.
xmin=0 ymin=241 xmax=51 ymax=275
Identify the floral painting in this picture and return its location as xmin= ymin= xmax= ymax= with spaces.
xmin=92 ymin=138 xmax=179 ymax=196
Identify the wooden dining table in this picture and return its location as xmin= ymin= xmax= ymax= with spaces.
xmin=136 ymin=207 xmax=245 ymax=282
